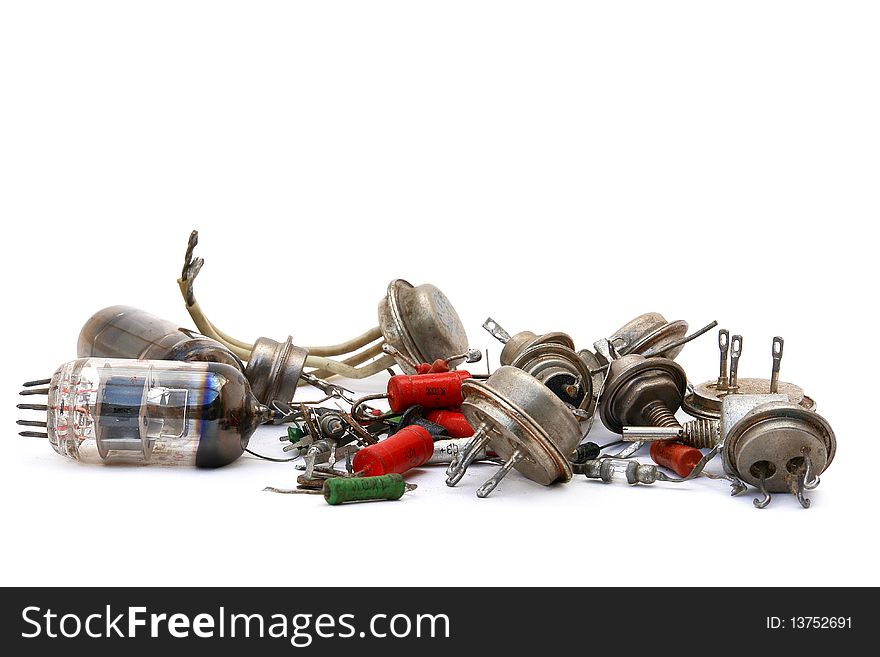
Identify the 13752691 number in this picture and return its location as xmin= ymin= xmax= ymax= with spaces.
xmin=793 ymin=617 xmax=851 ymax=629
xmin=767 ymin=617 xmax=853 ymax=629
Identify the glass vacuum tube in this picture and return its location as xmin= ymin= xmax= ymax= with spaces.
xmin=78 ymin=305 xmax=244 ymax=370
xmin=19 ymin=358 xmax=270 ymax=467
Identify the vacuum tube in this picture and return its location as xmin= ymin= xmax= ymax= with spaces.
xmin=78 ymin=305 xmax=244 ymax=369
xmin=78 ymin=305 xmax=307 ymax=407
xmin=18 ymin=358 xmax=271 ymax=467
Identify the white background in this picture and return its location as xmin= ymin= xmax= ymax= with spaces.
xmin=1 ymin=1 xmax=876 ymax=587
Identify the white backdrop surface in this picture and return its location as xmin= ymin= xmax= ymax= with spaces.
xmin=1 ymin=1 xmax=876 ymax=587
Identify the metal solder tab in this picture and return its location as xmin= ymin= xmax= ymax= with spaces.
xmin=445 ymin=425 xmax=491 ymax=486
xmin=716 ymin=329 xmax=730 ymax=390
xmin=327 ymin=439 xmax=338 ymax=468
xmin=482 ymin=318 xmax=511 ymax=344
xmin=770 ymin=336 xmax=784 ymax=394
xmin=446 ymin=348 xmax=483 ymax=365
xmin=303 ymin=452 xmax=318 ymax=480
xmin=476 ymin=449 xmax=524 ymax=498
xmin=593 ymin=337 xmax=621 ymax=365
xmin=728 ymin=335 xmax=743 ymax=393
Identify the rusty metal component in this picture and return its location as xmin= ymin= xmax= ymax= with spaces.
xmin=446 ymin=366 xmax=582 ymax=497
xmin=685 ymin=378 xmax=815 ymax=419
xmin=721 ymin=397 xmax=836 ymax=508
xmin=682 ymin=418 xmax=720 ymax=448
xmin=683 ymin=332 xmax=816 ymax=420
xmin=720 ymin=394 xmax=788 ymax=438
xmin=600 ymin=312 xmax=689 ymax=361
xmin=510 ymin=342 xmax=594 ymax=413
xmin=577 ymin=348 xmax=606 ymax=412
xmin=378 ymin=279 xmax=469 ymax=374
xmin=599 ymin=354 xmax=687 ymax=434
xmin=622 ymin=418 xmax=721 ymax=448
xmin=482 ymin=317 xmax=575 ymax=366
xmin=244 ymin=336 xmax=309 ymax=405
xmin=337 ymin=411 xmax=380 ymax=446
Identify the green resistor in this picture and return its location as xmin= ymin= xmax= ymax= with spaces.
xmin=287 ymin=425 xmax=305 ymax=444
xmin=322 ymin=474 xmax=417 ymax=505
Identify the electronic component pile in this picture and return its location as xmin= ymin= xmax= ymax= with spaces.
xmin=16 ymin=231 xmax=835 ymax=509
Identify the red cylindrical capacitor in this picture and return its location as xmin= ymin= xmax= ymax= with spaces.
xmin=650 ymin=441 xmax=703 ymax=477
xmin=352 ymin=425 xmax=435 ymax=476
xmin=425 ymin=409 xmax=474 ymax=438
xmin=386 ymin=370 xmax=471 ymax=413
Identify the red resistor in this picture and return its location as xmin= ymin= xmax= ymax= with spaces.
xmin=413 ymin=359 xmax=451 ymax=374
xmin=650 ymin=441 xmax=703 ymax=477
xmin=386 ymin=370 xmax=471 ymax=413
xmin=426 ymin=359 xmax=452 ymax=373
xmin=352 ymin=425 xmax=435 ymax=476
xmin=425 ymin=409 xmax=474 ymax=438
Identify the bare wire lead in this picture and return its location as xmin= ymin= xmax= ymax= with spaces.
xmin=17 ymin=420 xmax=47 ymax=428
xmin=21 ymin=379 xmax=51 ymax=388
xmin=753 ymin=472 xmax=772 ymax=509
xmin=641 ymin=319 xmax=719 ymax=358
xmin=18 ymin=388 xmax=49 ymax=396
